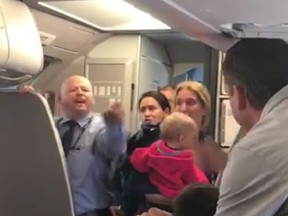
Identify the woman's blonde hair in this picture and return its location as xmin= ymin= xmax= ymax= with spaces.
xmin=176 ymin=81 xmax=211 ymax=128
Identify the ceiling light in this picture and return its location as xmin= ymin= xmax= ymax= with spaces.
xmin=38 ymin=0 xmax=171 ymax=31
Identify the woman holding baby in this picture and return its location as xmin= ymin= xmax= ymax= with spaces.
xmin=121 ymin=81 xmax=227 ymax=216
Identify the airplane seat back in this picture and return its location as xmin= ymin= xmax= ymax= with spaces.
xmin=0 ymin=92 xmax=74 ymax=216
xmin=0 ymin=0 xmax=43 ymax=87
xmin=0 ymin=1 xmax=74 ymax=215
xmin=274 ymin=196 xmax=288 ymax=216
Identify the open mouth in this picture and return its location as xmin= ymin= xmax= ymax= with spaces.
xmin=144 ymin=119 xmax=153 ymax=123
xmin=74 ymin=99 xmax=86 ymax=105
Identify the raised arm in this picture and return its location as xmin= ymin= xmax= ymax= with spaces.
xmin=95 ymin=102 xmax=127 ymax=160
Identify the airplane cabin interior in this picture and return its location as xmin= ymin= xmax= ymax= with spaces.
xmin=1 ymin=0 xmax=288 ymax=215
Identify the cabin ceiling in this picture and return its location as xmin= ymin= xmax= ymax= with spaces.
xmin=37 ymin=0 xmax=170 ymax=31
xmin=29 ymin=8 xmax=110 ymax=61
xmin=24 ymin=0 xmax=171 ymax=31
xmin=165 ymin=0 xmax=288 ymax=27
xmin=23 ymin=0 xmax=197 ymax=56
xmin=125 ymin=0 xmax=288 ymax=51
xmin=22 ymin=0 xmax=198 ymax=89
xmin=24 ymin=0 xmax=288 ymax=52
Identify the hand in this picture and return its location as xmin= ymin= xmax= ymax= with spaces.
xmin=110 ymin=206 xmax=122 ymax=216
xmin=196 ymin=137 xmax=228 ymax=173
xmin=137 ymin=208 xmax=172 ymax=216
xmin=17 ymin=85 xmax=35 ymax=93
xmin=106 ymin=102 xmax=125 ymax=123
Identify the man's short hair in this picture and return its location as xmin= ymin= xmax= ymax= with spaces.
xmin=159 ymin=84 xmax=176 ymax=92
xmin=223 ymin=38 xmax=288 ymax=109
xmin=160 ymin=112 xmax=197 ymax=142
xmin=173 ymin=184 xmax=219 ymax=216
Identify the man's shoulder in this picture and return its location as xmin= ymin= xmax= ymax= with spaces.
xmin=235 ymin=115 xmax=288 ymax=155
xmin=219 ymin=144 xmax=288 ymax=216
xmin=88 ymin=114 xmax=106 ymax=132
xmin=230 ymin=132 xmax=288 ymax=181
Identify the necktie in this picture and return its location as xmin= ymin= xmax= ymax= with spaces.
xmin=61 ymin=120 xmax=78 ymax=157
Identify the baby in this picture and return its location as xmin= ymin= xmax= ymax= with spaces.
xmin=130 ymin=112 xmax=208 ymax=198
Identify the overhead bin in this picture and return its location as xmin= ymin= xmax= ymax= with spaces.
xmin=0 ymin=0 xmax=43 ymax=87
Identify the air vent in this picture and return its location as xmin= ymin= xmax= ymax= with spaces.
xmin=43 ymin=55 xmax=61 ymax=70
xmin=220 ymin=23 xmax=288 ymax=39
xmin=39 ymin=31 xmax=56 ymax=46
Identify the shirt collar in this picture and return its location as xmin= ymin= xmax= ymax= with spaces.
xmin=60 ymin=113 xmax=92 ymax=128
xmin=261 ymin=84 xmax=288 ymax=120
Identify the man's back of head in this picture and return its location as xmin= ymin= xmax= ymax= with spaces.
xmin=159 ymin=85 xmax=176 ymax=112
xmin=215 ymin=38 xmax=288 ymax=216
xmin=223 ymin=38 xmax=288 ymax=109
xmin=222 ymin=38 xmax=288 ymax=131
xmin=174 ymin=183 xmax=219 ymax=216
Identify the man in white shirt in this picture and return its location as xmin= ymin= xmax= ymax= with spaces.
xmin=215 ymin=38 xmax=288 ymax=216
xmin=139 ymin=39 xmax=288 ymax=216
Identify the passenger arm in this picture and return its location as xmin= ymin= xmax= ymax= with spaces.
xmin=17 ymin=85 xmax=35 ymax=93
xmin=215 ymin=147 xmax=285 ymax=216
xmin=193 ymin=137 xmax=228 ymax=174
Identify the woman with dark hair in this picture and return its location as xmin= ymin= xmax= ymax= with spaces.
xmin=121 ymin=90 xmax=171 ymax=216
xmin=127 ymin=91 xmax=171 ymax=155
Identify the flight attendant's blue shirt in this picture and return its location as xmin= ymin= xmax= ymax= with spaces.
xmin=57 ymin=113 xmax=127 ymax=216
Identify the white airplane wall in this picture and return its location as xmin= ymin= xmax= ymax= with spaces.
xmin=220 ymin=99 xmax=241 ymax=147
